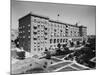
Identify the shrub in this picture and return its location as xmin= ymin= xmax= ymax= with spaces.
xmin=17 ymin=51 xmax=25 ymax=60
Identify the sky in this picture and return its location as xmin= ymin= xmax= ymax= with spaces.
xmin=11 ymin=0 xmax=96 ymax=35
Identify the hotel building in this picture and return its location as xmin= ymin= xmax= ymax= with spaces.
xmin=18 ymin=13 xmax=87 ymax=56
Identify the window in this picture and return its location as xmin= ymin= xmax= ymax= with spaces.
xmin=33 ymin=32 xmax=37 ymax=35
xmin=54 ymin=29 xmax=56 ymax=32
xmin=23 ymin=36 xmax=25 ymax=38
xmin=37 ymin=42 xmax=40 ymax=44
xmin=38 ymin=21 xmax=41 ymax=23
xmin=44 ymin=27 xmax=47 ymax=30
xmin=34 ymin=42 xmax=36 ymax=44
xmin=38 ymin=46 xmax=40 ymax=47
xmin=33 ymin=26 xmax=37 ymax=29
xmin=34 ymin=48 xmax=36 ymax=51
xmin=60 ymin=39 xmax=62 ymax=43
xmin=41 ymin=30 xmax=44 ymax=32
xmin=58 ymin=25 xmax=59 ymax=27
xmin=45 ymin=42 xmax=47 ymax=44
xmin=28 ymin=36 xmax=30 ymax=38
xmin=28 ymin=24 xmax=30 ymax=26
xmin=28 ymin=30 xmax=30 ymax=32
xmin=51 ymin=34 xmax=53 ymax=37
xmin=54 ymin=33 xmax=56 ymax=37
xmin=41 ymin=25 xmax=44 ymax=27
xmin=60 ymin=30 xmax=62 ymax=32
xmin=50 ymin=39 xmax=52 ymax=44
xmin=44 ymin=21 xmax=47 ymax=24
xmin=66 ymin=39 xmax=68 ymax=42
xmin=57 ymin=34 xmax=59 ymax=37
xmin=38 ymin=30 xmax=40 ymax=33
xmin=54 ymin=45 xmax=56 ymax=47
xmin=71 ymin=31 xmax=72 ymax=33
xmin=37 ymin=36 xmax=40 ymax=38
xmin=38 ymin=48 xmax=40 ymax=51
xmin=66 ymin=25 xmax=68 ymax=27
xmin=34 ymin=19 xmax=36 ymax=22
xmin=33 ymin=38 xmax=37 ymax=40
xmin=57 ymin=39 xmax=59 ymax=43
xmin=34 ymin=46 xmax=36 ymax=47
xmin=50 ymin=45 xmax=52 ymax=48
xmin=44 ymin=32 xmax=47 ymax=35
xmin=38 ymin=25 xmax=40 ymax=27
xmin=41 ymin=48 xmax=43 ymax=50
xmin=63 ymin=39 xmax=65 ymax=42
xmin=44 ymin=38 xmax=47 ymax=40
xmin=54 ymin=39 xmax=56 ymax=43
xmin=63 ymin=34 xmax=65 ymax=37
xmin=23 ymin=26 xmax=25 ymax=28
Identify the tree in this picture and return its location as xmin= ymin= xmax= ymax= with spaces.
xmin=82 ymin=40 xmax=86 ymax=45
xmin=87 ymin=37 xmax=96 ymax=50
xmin=17 ymin=51 xmax=25 ymax=60
xmin=74 ymin=46 xmax=95 ymax=68
xmin=56 ymin=48 xmax=62 ymax=55
xmin=62 ymin=44 xmax=66 ymax=50
xmin=62 ymin=44 xmax=69 ymax=52
xmin=14 ymin=37 xmax=19 ymax=48
xmin=70 ymin=41 xmax=74 ymax=47
xmin=44 ymin=49 xmax=51 ymax=59
xmin=76 ymin=41 xmax=80 ymax=46
xmin=57 ymin=43 xmax=61 ymax=49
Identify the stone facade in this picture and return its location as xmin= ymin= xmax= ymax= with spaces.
xmin=18 ymin=13 xmax=87 ymax=56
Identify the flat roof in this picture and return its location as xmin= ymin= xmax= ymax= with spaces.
xmin=19 ymin=13 xmax=49 ymax=21
xmin=19 ymin=12 xmax=87 ymax=28
xmin=49 ymin=19 xmax=67 ymax=25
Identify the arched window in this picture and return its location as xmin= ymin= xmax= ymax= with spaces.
xmin=50 ymin=39 xmax=52 ymax=44
xmin=54 ymin=39 xmax=56 ymax=43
